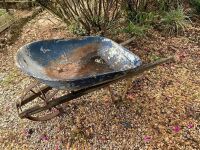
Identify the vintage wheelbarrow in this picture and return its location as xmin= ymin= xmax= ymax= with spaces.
xmin=16 ymin=36 xmax=174 ymax=121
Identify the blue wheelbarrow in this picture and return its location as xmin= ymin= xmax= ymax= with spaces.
xmin=16 ymin=36 xmax=174 ymax=121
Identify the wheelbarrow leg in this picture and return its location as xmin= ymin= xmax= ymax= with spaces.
xmin=106 ymin=78 xmax=134 ymax=102
xmin=107 ymin=86 xmax=116 ymax=102
xmin=122 ymin=77 xmax=134 ymax=100
xmin=107 ymin=85 xmax=124 ymax=104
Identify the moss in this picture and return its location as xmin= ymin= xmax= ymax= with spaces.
xmin=0 ymin=12 xmax=13 ymax=27
xmin=0 ymin=9 xmax=6 ymax=16
xmin=0 ymin=69 xmax=19 ymax=86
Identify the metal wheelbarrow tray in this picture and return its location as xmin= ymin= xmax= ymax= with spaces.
xmin=16 ymin=36 xmax=174 ymax=121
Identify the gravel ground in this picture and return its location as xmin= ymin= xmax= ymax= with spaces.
xmin=0 ymin=11 xmax=199 ymax=149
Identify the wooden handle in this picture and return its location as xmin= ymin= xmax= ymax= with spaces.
xmin=120 ymin=37 xmax=136 ymax=46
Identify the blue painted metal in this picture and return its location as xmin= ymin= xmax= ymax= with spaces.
xmin=16 ymin=36 xmax=142 ymax=90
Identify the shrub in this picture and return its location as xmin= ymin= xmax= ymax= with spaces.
xmin=126 ymin=0 xmax=184 ymax=13
xmin=124 ymin=0 xmax=187 ymax=36
xmin=160 ymin=8 xmax=190 ymax=35
xmin=123 ymin=21 xmax=149 ymax=37
xmin=68 ymin=21 xmax=87 ymax=36
xmin=130 ymin=11 xmax=159 ymax=25
xmin=36 ymin=0 xmax=123 ymax=35
xmin=125 ymin=0 xmax=185 ymax=25
xmin=190 ymin=0 xmax=200 ymax=13
xmin=156 ymin=0 xmax=184 ymax=11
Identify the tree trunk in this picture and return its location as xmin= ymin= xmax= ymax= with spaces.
xmin=28 ymin=0 xmax=33 ymax=8
xmin=3 ymin=0 xmax=9 ymax=12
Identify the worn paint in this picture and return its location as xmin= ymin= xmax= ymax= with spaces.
xmin=16 ymin=36 xmax=142 ymax=90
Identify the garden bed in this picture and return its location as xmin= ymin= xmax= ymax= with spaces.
xmin=0 ymin=10 xmax=14 ymax=33
xmin=0 ymin=7 xmax=42 ymax=50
